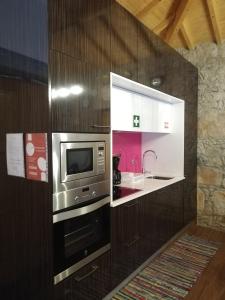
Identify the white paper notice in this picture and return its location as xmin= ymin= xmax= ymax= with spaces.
xmin=6 ymin=133 xmax=25 ymax=177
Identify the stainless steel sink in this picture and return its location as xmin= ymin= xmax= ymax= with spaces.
xmin=146 ymin=176 xmax=174 ymax=180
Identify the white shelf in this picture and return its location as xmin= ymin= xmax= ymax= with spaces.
xmin=111 ymin=72 xmax=184 ymax=105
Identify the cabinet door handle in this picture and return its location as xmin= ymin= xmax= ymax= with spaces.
xmin=74 ymin=265 xmax=99 ymax=282
xmin=125 ymin=236 xmax=140 ymax=248
xmin=90 ymin=125 xmax=110 ymax=128
xmin=124 ymin=201 xmax=138 ymax=208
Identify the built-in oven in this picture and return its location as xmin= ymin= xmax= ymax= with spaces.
xmin=53 ymin=197 xmax=110 ymax=284
xmin=52 ymin=133 xmax=110 ymax=213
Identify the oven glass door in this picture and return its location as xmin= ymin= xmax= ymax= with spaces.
xmin=61 ymin=142 xmax=97 ymax=182
xmin=53 ymin=203 xmax=110 ymax=276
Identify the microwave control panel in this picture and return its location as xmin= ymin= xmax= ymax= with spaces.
xmin=97 ymin=143 xmax=105 ymax=174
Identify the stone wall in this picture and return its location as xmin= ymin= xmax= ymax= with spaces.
xmin=178 ymin=42 xmax=225 ymax=231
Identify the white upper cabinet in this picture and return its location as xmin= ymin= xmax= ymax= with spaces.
xmin=111 ymin=73 xmax=183 ymax=134
xmin=111 ymin=86 xmax=173 ymax=133
xmin=111 ymin=87 xmax=144 ymax=132
xmin=140 ymin=94 xmax=154 ymax=132
xmin=111 ymin=86 xmax=134 ymax=132
xmin=153 ymin=100 xmax=172 ymax=133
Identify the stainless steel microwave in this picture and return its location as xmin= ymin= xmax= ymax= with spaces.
xmin=52 ymin=133 xmax=110 ymax=213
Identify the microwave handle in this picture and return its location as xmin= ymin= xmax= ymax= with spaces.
xmin=53 ymin=196 xmax=110 ymax=223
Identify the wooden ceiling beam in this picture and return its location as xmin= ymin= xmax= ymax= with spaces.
xmin=206 ymin=0 xmax=222 ymax=44
xmin=153 ymin=15 xmax=174 ymax=34
xmin=165 ymin=0 xmax=194 ymax=44
xmin=136 ymin=0 xmax=162 ymax=19
xmin=180 ymin=23 xmax=194 ymax=49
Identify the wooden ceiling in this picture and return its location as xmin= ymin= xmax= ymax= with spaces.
xmin=116 ymin=0 xmax=225 ymax=49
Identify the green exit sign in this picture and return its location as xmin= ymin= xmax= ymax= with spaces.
xmin=133 ymin=115 xmax=140 ymax=128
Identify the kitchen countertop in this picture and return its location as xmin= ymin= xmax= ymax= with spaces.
xmin=110 ymin=175 xmax=185 ymax=207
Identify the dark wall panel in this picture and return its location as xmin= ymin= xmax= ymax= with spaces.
xmin=0 ymin=1 xmax=52 ymax=299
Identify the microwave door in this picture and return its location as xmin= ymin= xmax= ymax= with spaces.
xmin=61 ymin=142 xmax=97 ymax=183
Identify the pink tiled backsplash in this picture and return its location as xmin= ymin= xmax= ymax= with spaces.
xmin=112 ymin=131 xmax=142 ymax=173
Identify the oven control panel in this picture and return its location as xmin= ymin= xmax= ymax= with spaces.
xmin=53 ymin=180 xmax=110 ymax=212
xmin=73 ymin=186 xmax=98 ymax=205
xmin=76 ymin=186 xmax=97 ymax=203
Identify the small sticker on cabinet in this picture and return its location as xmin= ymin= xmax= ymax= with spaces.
xmin=164 ymin=122 xmax=169 ymax=128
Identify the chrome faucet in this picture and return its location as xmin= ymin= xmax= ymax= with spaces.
xmin=142 ymin=149 xmax=157 ymax=175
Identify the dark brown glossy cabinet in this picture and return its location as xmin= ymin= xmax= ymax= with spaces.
xmin=54 ymin=251 xmax=111 ymax=300
xmin=137 ymin=23 xmax=162 ymax=87
xmin=111 ymin=181 xmax=184 ymax=288
xmin=50 ymin=0 xmax=111 ymax=67
xmin=49 ymin=0 xmax=111 ymax=133
xmin=111 ymin=199 xmax=140 ymax=287
xmin=50 ymin=51 xmax=110 ymax=133
xmin=110 ymin=2 xmax=138 ymax=81
xmin=140 ymin=181 xmax=184 ymax=250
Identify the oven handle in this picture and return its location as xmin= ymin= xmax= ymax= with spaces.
xmin=53 ymin=196 xmax=110 ymax=223
xmin=74 ymin=265 xmax=99 ymax=282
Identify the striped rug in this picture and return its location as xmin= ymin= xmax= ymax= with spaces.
xmin=112 ymin=234 xmax=221 ymax=300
